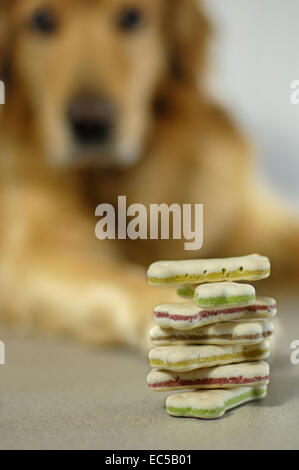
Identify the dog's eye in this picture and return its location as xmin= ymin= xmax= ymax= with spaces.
xmin=118 ymin=6 xmax=144 ymax=32
xmin=30 ymin=8 xmax=57 ymax=34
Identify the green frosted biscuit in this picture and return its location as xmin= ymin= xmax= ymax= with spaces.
xmin=194 ymin=282 xmax=255 ymax=307
xmin=166 ymin=385 xmax=267 ymax=419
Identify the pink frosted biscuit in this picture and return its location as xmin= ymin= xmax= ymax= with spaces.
xmin=150 ymin=319 xmax=273 ymax=346
xmin=153 ymin=297 xmax=276 ymax=330
xmin=147 ymin=361 xmax=270 ymax=391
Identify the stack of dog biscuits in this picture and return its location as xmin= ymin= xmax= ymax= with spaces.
xmin=146 ymin=254 xmax=276 ymax=419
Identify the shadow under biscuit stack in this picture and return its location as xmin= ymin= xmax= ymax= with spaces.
xmin=146 ymin=254 xmax=277 ymax=419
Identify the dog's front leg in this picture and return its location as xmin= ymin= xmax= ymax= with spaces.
xmin=0 ymin=252 xmax=174 ymax=351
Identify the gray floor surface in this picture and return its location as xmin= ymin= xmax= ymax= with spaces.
xmin=0 ymin=295 xmax=298 ymax=450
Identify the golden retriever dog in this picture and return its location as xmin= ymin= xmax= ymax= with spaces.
xmin=0 ymin=0 xmax=298 ymax=349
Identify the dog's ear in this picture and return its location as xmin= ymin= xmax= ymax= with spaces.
xmin=164 ymin=0 xmax=211 ymax=86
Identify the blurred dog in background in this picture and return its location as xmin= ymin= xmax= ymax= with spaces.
xmin=0 ymin=0 xmax=298 ymax=349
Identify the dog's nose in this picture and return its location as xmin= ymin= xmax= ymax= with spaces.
xmin=68 ymin=96 xmax=115 ymax=146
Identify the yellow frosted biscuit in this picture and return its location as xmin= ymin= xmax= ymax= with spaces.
xmin=149 ymin=340 xmax=270 ymax=372
xmin=148 ymin=254 xmax=270 ymax=286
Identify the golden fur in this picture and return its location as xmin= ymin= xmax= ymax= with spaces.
xmin=0 ymin=0 xmax=298 ymax=349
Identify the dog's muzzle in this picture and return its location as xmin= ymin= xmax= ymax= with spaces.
xmin=68 ymin=95 xmax=116 ymax=147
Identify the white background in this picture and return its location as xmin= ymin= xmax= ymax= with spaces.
xmin=206 ymin=0 xmax=299 ymax=207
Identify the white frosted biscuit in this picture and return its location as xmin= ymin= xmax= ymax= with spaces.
xmin=150 ymin=319 xmax=273 ymax=345
xmin=194 ymin=282 xmax=255 ymax=307
xmin=148 ymin=340 xmax=270 ymax=372
xmin=166 ymin=385 xmax=267 ymax=419
xmin=147 ymin=254 xmax=270 ymax=286
xmin=147 ymin=361 xmax=270 ymax=391
xmin=153 ymin=297 xmax=277 ymax=330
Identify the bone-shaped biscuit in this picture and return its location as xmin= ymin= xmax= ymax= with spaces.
xmin=147 ymin=361 xmax=270 ymax=391
xmin=194 ymin=282 xmax=255 ymax=307
xmin=166 ymin=385 xmax=267 ymax=419
xmin=153 ymin=297 xmax=277 ymax=330
xmin=149 ymin=340 xmax=270 ymax=372
xmin=150 ymin=319 xmax=273 ymax=346
xmin=147 ymin=254 xmax=270 ymax=286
